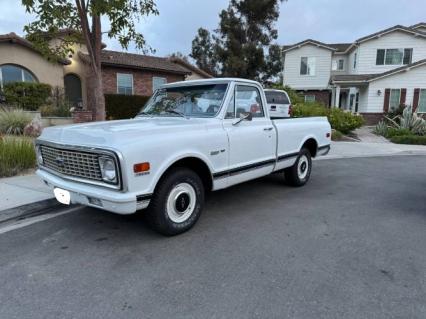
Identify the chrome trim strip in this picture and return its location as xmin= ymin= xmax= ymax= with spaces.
xmin=35 ymin=139 xmax=125 ymax=191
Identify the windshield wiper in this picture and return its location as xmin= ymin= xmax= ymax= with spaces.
xmin=164 ymin=109 xmax=188 ymax=119
xmin=137 ymin=111 xmax=154 ymax=117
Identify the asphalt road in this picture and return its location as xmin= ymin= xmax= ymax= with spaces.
xmin=1 ymin=156 xmax=426 ymax=319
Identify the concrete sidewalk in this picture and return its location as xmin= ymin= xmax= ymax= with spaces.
xmin=0 ymin=174 xmax=53 ymax=211
xmin=322 ymin=141 xmax=426 ymax=160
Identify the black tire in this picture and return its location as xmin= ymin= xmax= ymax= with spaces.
xmin=146 ymin=168 xmax=204 ymax=236
xmin=284 ymin=148 xmax=312 ymax=187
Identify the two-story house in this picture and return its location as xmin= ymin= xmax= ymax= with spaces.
xmin=282 ymin=23 xmax=426 ymax=124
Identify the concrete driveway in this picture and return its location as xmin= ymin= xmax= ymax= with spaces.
xmin=0 ymin=156 xmax=425 ymax=319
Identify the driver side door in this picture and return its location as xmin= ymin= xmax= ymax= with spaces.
xmin=222 ymin=84 xmax=277 ymax=187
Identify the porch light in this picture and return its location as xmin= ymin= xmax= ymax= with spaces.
xmin=377 ymin=90 xmax=382 ymax=96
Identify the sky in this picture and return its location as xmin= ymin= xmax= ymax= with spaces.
xmin=0 ymin=0 xmax=425 ymax=57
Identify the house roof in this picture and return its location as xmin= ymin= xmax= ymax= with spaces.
xmin=0 ymin=32 xmax=71 ymax=65
xmin=409 ymin=22 xmax=426 ymax=30
xmin=355 ymin=24 xmax=426 ymax=43
xmin=168 ymin=57 xmax=213 ymax=78
xmin=91 ymin=50 xmax=191 ymax=75
xmin=327 ymin=43 xmax=352 ymax=53
xmin=283 ymin=24 xmax=426 ymax=56
xmin=332 ymin=58 xmax=426 ymax=84
xmin=282 ymin=39 xmax=337 ymax=53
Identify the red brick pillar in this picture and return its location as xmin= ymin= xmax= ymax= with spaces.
xmin=72 ymin=110 xmax=93 ymax=123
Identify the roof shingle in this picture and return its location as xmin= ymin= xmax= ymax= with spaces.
xmin=98 ymin=50 xmax=190 ymax=75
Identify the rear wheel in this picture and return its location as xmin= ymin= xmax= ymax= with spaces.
xmin=284 ymin=148 xmax=312 ymax=187
xmin=146 ymin=168 xmax=204 ymax=236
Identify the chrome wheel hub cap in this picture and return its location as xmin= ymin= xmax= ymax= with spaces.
xmin=167 ymin=183 xmax=196 ymax=223
xmin=297 ymin=155 xmax=309 ymax=180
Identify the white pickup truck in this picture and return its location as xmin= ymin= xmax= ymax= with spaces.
xmin=35 ymin=78 xmax=331 ymax=235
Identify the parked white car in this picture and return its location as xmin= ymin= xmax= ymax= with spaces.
xmin=35 ymin=78 xmax=331 ymax=235
xmin=264 ymin=89 xmax=292 ymax=118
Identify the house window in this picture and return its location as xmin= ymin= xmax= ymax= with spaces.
xmin=376 ymin=48 xmax=413 ymax=65
xmin=418 ymin=89 xmax=426 ymax=113
xmin=117 ymin=73 xmax=133 ymax=95
xmin=0 ymin=64 xmax=37 ymax=87
xmin=152 ymin=77 xmax=167 ymax=92
xmin=304 ymin=95 xmax=316 ymax=103
xmin=389 ymin=89 xmax=401 ymax=111
xmin=300 ymin=57 xmax=316 ymax=76
xmin=353 ymin=53 xmax=357 ymax=69
xmin=332 ymin=59 xmax=344 ymax=71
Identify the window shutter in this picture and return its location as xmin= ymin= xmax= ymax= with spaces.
xmin=383 ymin=89 xmax=390 ymax=112
xmin=413 ymin=88 xmax=420 ymax=111
xmin=400 ymin=88 xmax=407 ymax=106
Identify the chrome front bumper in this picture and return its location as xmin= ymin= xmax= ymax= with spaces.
xmin=37 ymin=169 xmax=150 ymax=214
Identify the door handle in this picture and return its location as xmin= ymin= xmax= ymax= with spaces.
xmin=263 ymin=127 xmax=273 ymax=131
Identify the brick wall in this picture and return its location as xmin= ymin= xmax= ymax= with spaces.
xmin=360 ymin=113 xmax=384 ymax=125
xmin=72 ymin=110 xmax=93 ymax=123
xmin=102 ymin=66 xmax=185 ymax=96
xmin=298 ymin=90 xmax=331 ymax=106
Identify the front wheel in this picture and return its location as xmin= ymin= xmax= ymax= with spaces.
xmin=284 ymin=148 xmax=312 ymax=187
xmin=146 ymin=168 xmax=204 ymax=236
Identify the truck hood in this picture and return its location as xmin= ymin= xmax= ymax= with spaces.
xmin=38 ymin=117 xmax=216 ymax=148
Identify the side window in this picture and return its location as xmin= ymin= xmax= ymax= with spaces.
xmin=225 ymin=93 xmax=235 ymax=119
xmin=235 ymin=85 xmax=264 ymax=118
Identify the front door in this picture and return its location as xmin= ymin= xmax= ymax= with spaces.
xmin=64 ymin=74 xmax=82 ymax=107
xmin=222 ymin=84 xmax=276 ymax=187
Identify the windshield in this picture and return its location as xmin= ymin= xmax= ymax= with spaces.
xmin=138 ymin=84 xmax=228 ymax=118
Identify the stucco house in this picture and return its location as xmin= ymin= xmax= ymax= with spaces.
xmin=0 ymin=31 xmax=210 ymax=111
xmin=282 ymin=23 xmax=426 ymax=123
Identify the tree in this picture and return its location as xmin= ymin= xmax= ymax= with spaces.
xmin=191 ymin=0 xmax=284 ymax=82
xmin=22 ymin=0 xmax=158 ymax=121
xmin=190 ymin=28 xmax=218 ymax=76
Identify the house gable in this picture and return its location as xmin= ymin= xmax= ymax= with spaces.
xmin=283 ymin=43 xmax=332 ymax=90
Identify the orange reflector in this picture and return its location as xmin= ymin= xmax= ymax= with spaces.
xmin=134 ymin=162 xmax=150 ymax=173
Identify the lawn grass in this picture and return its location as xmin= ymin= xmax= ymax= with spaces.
xmin=0 ymin=135 xmax=36 ymax=177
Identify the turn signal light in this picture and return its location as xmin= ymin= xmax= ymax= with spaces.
xmin=326 ymin=132 xmax=331 ymax=138
xmin=134 ymin=162 xmax=150 ymax=173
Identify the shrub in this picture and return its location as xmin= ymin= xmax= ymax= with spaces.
xmin=0 ymin=108 xmax=33 ymax=135
xmin=0 ymin=135 xmax=36 ymax=177
xmin=3 ymin=82 xmax=52 ymax=111
xmin=292 ymin=103 xmax=363 ymax=134
xmin=385 ymin=105 xmax=426 ymax=136
xmin=328 ymin=108 xmax=364 ymax=134
xmin=390 ymin=135 xmax=426 ymax=145
xmin=385 ymin=127 xmax=413 ymax=138
xmin=105 ymin=94 xmax=150 ymax=120
xmin=331 ymin=130 xmax=343 ymax=141
xmin=291 ymin=102 xmax=329 ymax=117
xmin=39 ymin=104 xmax=71 ymax=117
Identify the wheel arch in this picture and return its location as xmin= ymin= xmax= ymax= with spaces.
xmin=153 ymin=155 xmax=214 ymax=193
xmin=300 ymin=137 xmax=318 ymax=158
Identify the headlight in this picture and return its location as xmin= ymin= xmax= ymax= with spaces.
xmin=98 ymin=156 xmax=117 ymax=183
xmin=35 ymin=146 xmax=43 ymax=165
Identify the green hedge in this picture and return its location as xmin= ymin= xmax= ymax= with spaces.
xmin=105 ymin=94 xmax=150 ymax=120
xmin=292 ymin=102 xmax=364 ymax=134
xmin=3 ymin=82 xmax=51 ymax=111
xmin=390 ymin=135 xmax=426 ymax=145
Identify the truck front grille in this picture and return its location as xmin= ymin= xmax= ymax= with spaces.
xmin=40 ymin=145 xmax=103 ymax=181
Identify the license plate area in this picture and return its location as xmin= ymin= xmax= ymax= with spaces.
xmin=54 ymin=188 xmax=71 ymax=205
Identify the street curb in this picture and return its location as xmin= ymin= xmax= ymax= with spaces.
xmin=0 ymin=198 xmax=73 ymax=225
